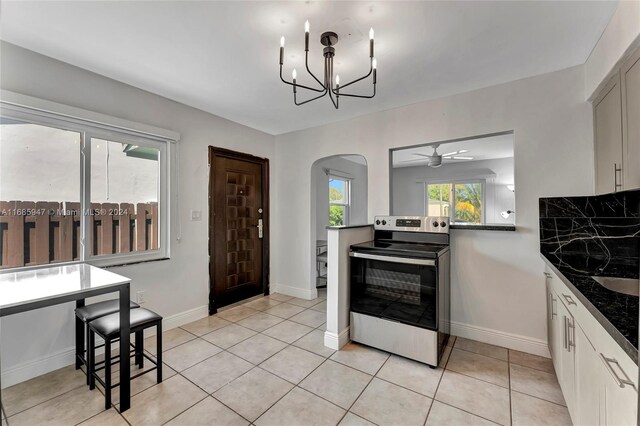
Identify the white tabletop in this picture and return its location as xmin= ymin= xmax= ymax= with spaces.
xmin=0 ymin=263 xmax=130 ymax=312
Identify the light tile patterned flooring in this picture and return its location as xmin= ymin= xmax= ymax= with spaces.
xmin=2 ymin=290 xmax=572 ymax=426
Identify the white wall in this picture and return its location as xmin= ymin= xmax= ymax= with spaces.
xmin=0 ymin=42 xmax=276 ymax=385
xmin=391 ymin=157 xmax=515 ymax=224
xmin=584 ymin=0 xmax=640 ymax=99
xmin=273 ymin=65 xmax=594 ymax=354
xmin=313 ymin=156 xmax=368 ymax=241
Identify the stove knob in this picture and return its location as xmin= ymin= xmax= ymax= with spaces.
xmin=440 ymin=221 xmax=447 ymax=228
xmin=432 ymin=221 xmax=439 ymax=227
xmin=375 ymin=220 xmax=381 ymax=225
xmin=382 ymin=220 xmax=387 ymax=225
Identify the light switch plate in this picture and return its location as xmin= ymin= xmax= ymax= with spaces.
xmin=191 ymin=210 xmax=202 ymax=221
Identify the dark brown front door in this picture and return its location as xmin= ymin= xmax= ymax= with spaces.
xmin=209 ymin=147 xmax=269 ymax=312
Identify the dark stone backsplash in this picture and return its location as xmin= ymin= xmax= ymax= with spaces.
xmin=539 ymin=189 xmax=640 ymax=278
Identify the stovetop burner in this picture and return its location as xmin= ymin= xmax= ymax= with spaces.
xmin=350 ymin=240 xmax=449 ymax=259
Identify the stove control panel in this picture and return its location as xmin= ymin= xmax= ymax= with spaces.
xmin=374 ymin=216 xmax=449 ymax=233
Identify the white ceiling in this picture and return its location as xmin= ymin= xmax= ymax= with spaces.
xmin=392 ymin=133 xmax=514 ymax=168
xmin=0 ymin=1 xmax=617 ymax=135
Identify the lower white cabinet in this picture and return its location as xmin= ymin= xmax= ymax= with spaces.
xmin=546 ymin=268 xmax=638 ymax=426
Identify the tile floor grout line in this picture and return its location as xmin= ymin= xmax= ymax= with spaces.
xmin=158 ymin=394 xmax=209 ymax=426
xmin=422 ymin=344 xmax=453 ymax=425
xmin=430 ymin=400 xmax=502 ymax=425
xmin=4 ymin=381 xmax=87 ymax=420
xmin=510 ymin=389 xmax=569 ymax=408
xmin=249 ymin=351 xmax=336 ymax=424
xmin=428 ymin=343 xmax=517 ymax=426
xmin=508 ymin=346 xmax=513 ymax=425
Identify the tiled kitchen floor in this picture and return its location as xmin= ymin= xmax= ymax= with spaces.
xmin=2 ymin=290 xmax=572 ymax=426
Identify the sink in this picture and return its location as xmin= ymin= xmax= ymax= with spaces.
xmin=591 ymin=276 xmax=640 ymax=297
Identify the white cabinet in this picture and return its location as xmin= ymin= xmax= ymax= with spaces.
xmin=546 ymin=267 xmax=638 ymax=426
xmin=593 ymin=46 xmax=640 ymax=194
xmin=557 ymin=298 xmax=577 ymax=414
xmin=575 ymin=324 xmax=603 ymax=426
xmin=622 ymin=48 xmax=640 ymax=190
xmin=594 ymin=74 xmax=623 ymax=194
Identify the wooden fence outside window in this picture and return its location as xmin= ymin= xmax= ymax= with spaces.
xmin=0 ymin=201 xmax=158 ymax=269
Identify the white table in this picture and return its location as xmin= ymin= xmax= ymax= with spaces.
xmin=0 ymin=264 xmax=132 ymax=412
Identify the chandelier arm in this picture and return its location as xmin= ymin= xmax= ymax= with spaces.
xmin=294 ymin=89 xmax=329 ymax=106
xmin=330 ymin=86 xmax=376 ymax=99
xmin=280 ymin=65 xmax=325 ymax=93
xmin=327 ymin=86 xmax=339 ymax=109
xmin=305 ymin=51 xmax=326 ymax=89
xmin=336 ymin=62 xmax=373 ymax=91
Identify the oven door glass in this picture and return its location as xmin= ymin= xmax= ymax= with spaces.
xmin=350 ymin=255 xmax=438 ymax=330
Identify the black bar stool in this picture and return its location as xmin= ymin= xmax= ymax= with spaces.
xmin=75 ymin=299 xmax=140 ymax=385
xmin=88 ymin=308 xmax=163 ymax=409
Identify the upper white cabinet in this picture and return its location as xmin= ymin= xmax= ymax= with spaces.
xmin=622 ymin=48 xmax=640 ymax=191
xmin=594 ymin=47 xmax=640 ymax=194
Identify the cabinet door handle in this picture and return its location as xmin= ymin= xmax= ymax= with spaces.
xmin=599 ymin=353 xmax=636 ymax=389
xmin=614 ymin=163 xmax=623 ymax=192
xmin=567 ymin=317 xmax=575 ymax=352
xmin=563 ymin=316 xmax=568 ymax=350
xmin=562 ymin=294 xmax=577 ymax=306
xmin=551 ymin=297 xmax=557 ymax=319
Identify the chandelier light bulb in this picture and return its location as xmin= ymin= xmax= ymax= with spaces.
xmin=372 ymin=58 xmax=377 ymax=69
xmin=305 ymin=20 xmax=310 ymax=33
xmin=369 ymin=27 xmax=375 ymax=40
xmin=280 ymin=36 xmax=285 ymax=47
xmin=336 ymin=75 xmax=340 ymax=85
xmin=292 ymin=68 xmax=297 ymax=80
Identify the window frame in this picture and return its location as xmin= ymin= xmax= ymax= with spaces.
xmin=425 ymin=179 xmax=486 ymax=224
xmin=0 ymin=95 xmax=175 ymax=270
xmin=329 ymin=175 xmax=351 ymax=226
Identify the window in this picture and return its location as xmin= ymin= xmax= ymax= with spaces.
xmin=0 ymin=100 xmax=172 ymax=270
xmin=426 ymin=181 xmax=484 ymax=224
xmin=329 ymin=176 xmax=350 ymax=226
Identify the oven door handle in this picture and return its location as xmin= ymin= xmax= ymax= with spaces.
xmin=349 ymin=251 xmax=436 ymax=266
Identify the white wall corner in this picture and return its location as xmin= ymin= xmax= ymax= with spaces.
xmin=451 ymin=320 xmax=550 ymax=358
xmin=271 ymin=283 xmax=318 ymax=300
xmin=324 ymin=327 xmax=350 ymax=351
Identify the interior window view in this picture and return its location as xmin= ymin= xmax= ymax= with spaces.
xmin=1 ymin=2 xmax=639 ymax=426
xmin=391 ymin=133 xmax=515 ymax=226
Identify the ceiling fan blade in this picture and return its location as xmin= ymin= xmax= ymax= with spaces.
xmin=442 ymin=151 xmax=459 ymax=157
xmin=450 ymin=156 xmax=473 ymax=160
xmin=413 ymin=153 xmax=433 ymax=158
xmin=400 ymin=158 xmax=429 ymax=163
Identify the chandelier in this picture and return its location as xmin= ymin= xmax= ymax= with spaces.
xmin=279 ymin=21 xmax=377 ymax=109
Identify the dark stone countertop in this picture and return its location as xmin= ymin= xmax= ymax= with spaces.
xmin=450 ymin=223 xmax=516 ymax=231
xmin=541 ymin=252 xmax=638 ymax=364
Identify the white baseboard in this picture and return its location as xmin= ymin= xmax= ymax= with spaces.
xmin=271 ymin=283 xmax=317 ymax=300
xmin=324 ymin=327 xmax=350 ymax=350
xmin=1 ymin=304 xmax=209 ymax=389
xmin=450 ymin=320 xmax=550 ymax=358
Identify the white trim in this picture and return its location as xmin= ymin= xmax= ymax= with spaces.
xmin=450 ymin=320 xmax=550 ymax=358
xmin=271 ymin=283 xmax=318 ymax=300
xmin=0 ymin=90 xmax=180 ymax=142
xmin=324 ymin=327 xmax=350 ymax=350
xmin=1 ymin=304 xmax=208 ymax=388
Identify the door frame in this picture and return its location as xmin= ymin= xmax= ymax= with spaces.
xmin=208 ymin=146 xmax=270 ymax=314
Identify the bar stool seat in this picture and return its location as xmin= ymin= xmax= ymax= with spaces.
xmin=76 ymin=300 xmax=139 ymax=322
xmin=90 ymin=308 xmax=162 ymax=337
xmin=88 ymin=308 xmax=163 ymax=409
xmin=75 ymin=300 xmax=140 ymax=385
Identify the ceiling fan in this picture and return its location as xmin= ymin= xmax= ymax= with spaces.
xmin=401 ymin=144 xmax=474 ymax=168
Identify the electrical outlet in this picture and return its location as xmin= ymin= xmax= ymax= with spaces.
xmin=191 ymin=210 xmax=202 ymax=221
xmin=136 ymin=291 xmax=145 ymax=305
